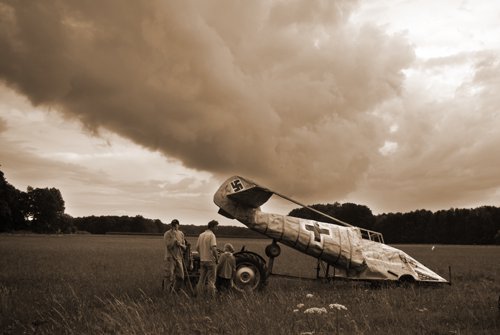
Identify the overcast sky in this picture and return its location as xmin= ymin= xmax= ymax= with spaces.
xmin=1 ymin=0 xmax=499 ymax=225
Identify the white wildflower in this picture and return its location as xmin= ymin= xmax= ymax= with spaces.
xmin=293 ymin=309 xmax=299 ymax=313
xmin=306 ymin=293 xmax=314 ymax=298
xmin=416 ymin=307 xmax=428 ymax=312
xmin=300 ymin=332 xmax=314 ymax=335
xmin=297 ymin=303 xmax=305 ymax=308
xmin=329 ymin=303 xmax=347 ymax=311
xmin=304 ymin=307 xmax=327 ymax=314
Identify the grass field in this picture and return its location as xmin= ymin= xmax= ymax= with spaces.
xmin=1 ymin=234 xmax=499 ymax=334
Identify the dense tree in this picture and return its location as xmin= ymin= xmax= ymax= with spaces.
xmin=289 ymin=202 xmax=375 ymax=230
xmin=375 ymin=207 xmax=500 ymax=244
xmin=495 ymin=230 xmax=500 ymax=244
xmin=24 ymin=186 xmax=67 ymax=233
xmin=0 ymin=170 xmax=26 ymax=231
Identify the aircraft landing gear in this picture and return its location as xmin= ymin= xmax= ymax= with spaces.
xmin=265 ymin=240 xmax=281 ymax=277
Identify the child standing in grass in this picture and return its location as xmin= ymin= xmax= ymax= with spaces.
xmin=216 ymin=243 xmax=236 ymax=292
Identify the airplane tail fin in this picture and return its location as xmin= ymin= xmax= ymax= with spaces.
xmin=213 ymin=176 xmax=274 ymax=222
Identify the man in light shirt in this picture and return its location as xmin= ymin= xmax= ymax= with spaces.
xmin=195 ymin=219 xmax=219 ymax=297
xmin=163 ymin=219 xmax=186 ymax=292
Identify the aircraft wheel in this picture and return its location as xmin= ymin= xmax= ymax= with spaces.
xmin=265 ymin=242 xmax=281 ymax=258
xmin=398 ymin=274 xmax=416 ymax=287
xmin=233 ymin=252 xmax=267 ymax=292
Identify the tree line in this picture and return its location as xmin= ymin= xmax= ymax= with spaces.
xmin=71 ymin=216 xmax=262 ymax=238
xmin=1 ymin=169 xmax=499 ymax=244
xmin=0 ymin=169 xmax=262 ymax=238
xmin=290 ymin=202 xmax=500 ymax=244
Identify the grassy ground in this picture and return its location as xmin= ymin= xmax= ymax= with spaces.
xmin=1 ymin=234 xmax=499 ymax=334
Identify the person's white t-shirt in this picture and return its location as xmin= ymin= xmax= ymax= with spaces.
xmin=196 ymin=230 xmax=217 ymax=262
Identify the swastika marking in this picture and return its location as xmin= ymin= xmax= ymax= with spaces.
xmin=305 ymin=223 xmax=330 ymax=242
xmin=230 ymin=179 xmax=244 ymax=192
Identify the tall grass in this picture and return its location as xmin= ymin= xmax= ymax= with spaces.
xmin=1 ymin=234 xmax=499 ymax=334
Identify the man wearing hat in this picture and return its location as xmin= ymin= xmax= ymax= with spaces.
xmin=163 ymin=219 xmax=187 ymax=292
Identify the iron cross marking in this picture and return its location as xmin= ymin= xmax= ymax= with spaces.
xmin=305 ymin=223 xmax=330 ymax=242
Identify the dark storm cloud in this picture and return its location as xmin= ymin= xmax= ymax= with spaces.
xmin=0 ymin=0 xmax=414 ymax=201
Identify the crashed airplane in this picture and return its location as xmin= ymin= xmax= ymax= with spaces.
xmin=214 ymin=175 xmax=449 ymax=286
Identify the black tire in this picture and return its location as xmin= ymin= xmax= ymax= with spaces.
xmin=398 ymin=274 xmax=416 ymax=287
xmin=265 ymin=242 xmax=281 ymax=258
xmin=233 ymin=252 xmax=267 ymax=292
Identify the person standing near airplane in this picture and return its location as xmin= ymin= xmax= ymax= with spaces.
xmin=163 ymin=219 xmax=187 ymax=292
xmin=195 ymin=220 xmax=219 ymax=297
